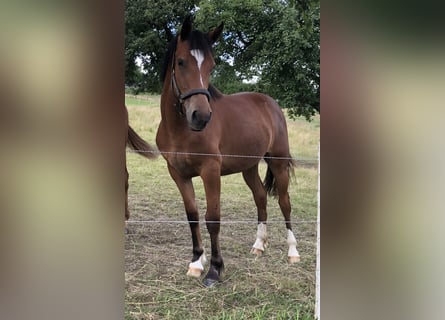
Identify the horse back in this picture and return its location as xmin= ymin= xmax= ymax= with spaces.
xmin=215 ymin=92 xmax=288 ymax=137
xmin=212 ymin=92 xmax=290 ymax=159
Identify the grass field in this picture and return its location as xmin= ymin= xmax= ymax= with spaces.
xmin=125 ymin=94 xmax=320 ymax=320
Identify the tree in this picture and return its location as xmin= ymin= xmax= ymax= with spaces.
xmin=258 ymin=0 xmax=319 ymax=119
xmin=195 ymin=0 xmax=319 ymax=119
xmin=125 ymin=0 xmax=320 ymax=119
xmin=125 ymin=0 xmax=199 ymax=93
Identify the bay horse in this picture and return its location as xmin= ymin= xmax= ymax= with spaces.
xmin=156 ymin=17 xmax=300 ymax=287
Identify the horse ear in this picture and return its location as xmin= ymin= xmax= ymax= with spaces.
xmin=208 ymin=22 xmax=224 ymax=44
xmin=180 ymin=15 xmax=193 ymax=40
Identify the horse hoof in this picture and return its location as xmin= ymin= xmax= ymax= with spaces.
xmin=187 ymin=267 xmax=203 ymax=278
xmin=288 ymin=255 xmax=300 ymax=264
xmin=251 ymin=247 xmax=264 ymax=256
xmin=203 ymin=278 xmax=219 ymax=288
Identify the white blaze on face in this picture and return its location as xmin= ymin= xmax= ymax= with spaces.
xmin=190 ymin=49 xmax=205 ymax=86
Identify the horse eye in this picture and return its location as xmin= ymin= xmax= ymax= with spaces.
xmin=178 ymin=59 xmax=185 ymax=67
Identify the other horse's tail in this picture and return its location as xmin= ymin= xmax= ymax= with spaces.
xmin=127 ymin=125 xmax=158 ymax=159
xmin=263 ymin=156 xmax=296 ymax=197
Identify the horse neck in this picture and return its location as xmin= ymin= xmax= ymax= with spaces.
xmin=160 ymin=71 xmax=181 ymax=126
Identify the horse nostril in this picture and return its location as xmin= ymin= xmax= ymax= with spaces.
xmin=192 ymin=110 xmax=210 ymax=123
xmin=191 ymin=110 xmax=198 ymax=122
xmin=190 ymin=109 xmax=211 ymax=131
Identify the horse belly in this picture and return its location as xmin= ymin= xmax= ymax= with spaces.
xmin=219 ymin=130 xmax=270 ymax=176
xmin=220 ymin=157 xmax=260 ymax=176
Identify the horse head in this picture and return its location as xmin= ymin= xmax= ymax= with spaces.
xmin=171 ymin=17 xmax=224 ymax=131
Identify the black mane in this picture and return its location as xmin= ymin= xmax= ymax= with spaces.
xmin=160 ymin=30 xmax=222 ymax=100
xmin=160 ymin=36 xmax=178 ymax=83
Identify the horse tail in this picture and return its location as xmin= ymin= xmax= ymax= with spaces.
xmin=127 ymin=125 xmax=158 ymax=159
xmin=263 ymin=156 xmax=296 ymax=197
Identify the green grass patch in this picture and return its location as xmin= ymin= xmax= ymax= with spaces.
xmin=125 ymin=94 xmax=160 ymax=108
xmin=125 ymin=94 xmax=319 ymax=320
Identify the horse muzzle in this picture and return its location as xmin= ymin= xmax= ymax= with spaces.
xmin=189 ymin=109 xmax=212 ymax=131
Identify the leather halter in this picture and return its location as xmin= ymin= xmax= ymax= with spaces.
xmin=171 ymin=51 xmax=211 ymax=116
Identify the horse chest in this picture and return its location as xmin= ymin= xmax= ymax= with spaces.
xmin=158 ymin=127 xmax=216 ymax=174
xmin=168 ymin=153 xmax=202 ymax=176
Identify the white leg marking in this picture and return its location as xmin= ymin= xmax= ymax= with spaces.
xmin=190 ymin=49 xmax=205 ymax=86
xmin=287 ymin=229 xmax=300 ymax=263
xmin=187 ymin=252 xmax=207 ymax=278
xmin=251 ymin=223 xmax=268 ymax=255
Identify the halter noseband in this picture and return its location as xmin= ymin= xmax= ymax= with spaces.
xmin=171 ymin=52 xmax=211 ymax=116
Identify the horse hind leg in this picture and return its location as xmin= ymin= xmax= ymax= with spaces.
xmin=268 ymin=160 xmax=300 ymax=263
xmin=242 ymin=165 xmax=269 ymax=256
xmin=125 ymin=166 xmax=130 ymax=233
xmin=252 ymin=223 xmax=268 ymax=256
xmin=287 ymin=228 xmax=300 ymax=263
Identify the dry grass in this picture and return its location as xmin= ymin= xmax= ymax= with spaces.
xmin=125 ymin=94 xmax=319 ymax=319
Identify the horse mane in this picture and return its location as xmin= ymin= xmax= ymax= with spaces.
xmin=160 ymin=36 xmax=177 ymax=83
xmin=208 ymin=84 xmax=222 ymax=99
xmin=160 ymin=31 xmax=222 ymax=100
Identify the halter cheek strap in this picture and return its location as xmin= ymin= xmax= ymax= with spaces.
xmin=171 ymin=54 xmax=211 ymax=116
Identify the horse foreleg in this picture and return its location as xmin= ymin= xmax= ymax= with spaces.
xmin=201 ymin=163 xmax=224 ymax=287
xmin=187 ymin=251 xmax=207 ymax=277
xmin=167 ymin=165 xmax=206 ymax=277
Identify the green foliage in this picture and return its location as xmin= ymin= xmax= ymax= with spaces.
xmin=125 ymin=0 xmax=319 ymax=119
xmin=125 ymin=0 xmax=199 ymax=92
xmin=196 ymin=0 xmax=319 ymax=120
xmin=211 ymin=63 xmax=257 ymax=94
xmin=260 ymin=1 xmax=319 ymax=120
